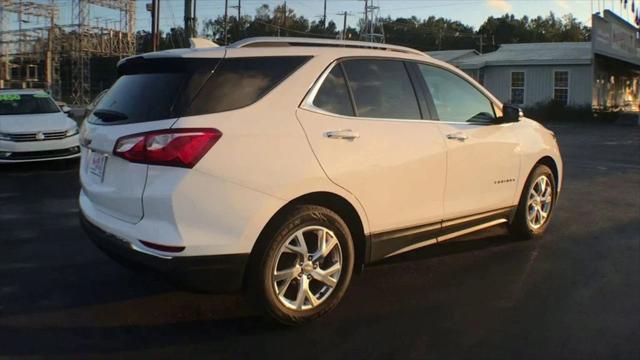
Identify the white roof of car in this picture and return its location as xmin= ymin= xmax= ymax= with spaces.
xmin=133 ymin=37 xmax=432 ymax=61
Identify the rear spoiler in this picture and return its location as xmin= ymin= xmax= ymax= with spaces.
xmin=189 ymin=38 xmax=218 ymax=49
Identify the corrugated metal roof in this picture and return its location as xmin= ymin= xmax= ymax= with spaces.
xmin=426 ymin=49 xmax=480 ymax=62
xmin=458 ymin=42 xmax=592 ymax=69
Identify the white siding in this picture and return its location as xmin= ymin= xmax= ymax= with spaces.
xmin=481 ymin=65 xmax=592 ymax=107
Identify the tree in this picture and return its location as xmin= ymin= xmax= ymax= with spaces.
xmin=309 ymin=20 xmax=339 ymax=38
xmin=142 ymin=4 xmax=590 ymax=53
xmin=382 ymin=16 xmax=477 ymax=51
xmin=479 ymin=12 xmax=590 ymax=51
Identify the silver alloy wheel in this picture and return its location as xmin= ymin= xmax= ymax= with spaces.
xmin=272 ymin=226 xmax=343 ymax=311
xmin=527 ymin=175 xmax=553 ymax=229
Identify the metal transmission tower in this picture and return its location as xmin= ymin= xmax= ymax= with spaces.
xmin=360 ymin=0 xmax=384 ymax=43
xmin=0 ymin=0 xmax=59 ymax=92
xmin=70 ymin=0 xmax=136 ymax=105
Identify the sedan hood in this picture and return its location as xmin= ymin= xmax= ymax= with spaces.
xmin=0 ymin=113 xmax=76 ymax=133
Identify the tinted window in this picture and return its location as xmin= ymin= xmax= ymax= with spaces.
xmin=418 ymin=64 xmax=495 ymax=123
xmin=312 ymin=65 xmax=354 ymax=116
xmin=342 ymin=59 xmax=421 ymax=120
xmin=0 ymin=93 xmax=59 ymax=115
xmin=188 ymin=56 xmax=310 ymax=115
xmin=91 ymin=73 xmax=186 ymax=124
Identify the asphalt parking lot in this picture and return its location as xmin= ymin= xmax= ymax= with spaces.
xmin=1 ymin=123 xmax=638 ymax=359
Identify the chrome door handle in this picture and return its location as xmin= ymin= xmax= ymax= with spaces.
xmin=446 ymin=132 xmax=469 ymax=142
xmin=325 ymin=130 xmax=360 ymax=140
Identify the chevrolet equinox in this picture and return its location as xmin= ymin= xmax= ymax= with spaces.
xmin=80 ymin=37 xmax=563 ymax=325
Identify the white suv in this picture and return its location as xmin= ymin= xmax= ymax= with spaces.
xmin=79 ymin=37 xmax=562 ymax=325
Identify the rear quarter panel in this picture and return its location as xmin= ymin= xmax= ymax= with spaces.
xmin=169 ymin=52 xmax=371 ymax=253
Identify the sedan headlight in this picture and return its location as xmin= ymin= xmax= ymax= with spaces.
xmin=66 ymin=126 xmax=79 ymax=137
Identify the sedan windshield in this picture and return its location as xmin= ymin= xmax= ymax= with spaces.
xmin=0 ymin=94 xmax=60 ymax=116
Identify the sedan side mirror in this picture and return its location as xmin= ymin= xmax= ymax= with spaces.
xmin=62 ymin=105 xmax=71 ymax=114
xmin=502 ymin=104 xmax=523 ymax=123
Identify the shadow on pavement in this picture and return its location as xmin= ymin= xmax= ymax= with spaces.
xmin=0 ymin=158 xmax=79 ymax=174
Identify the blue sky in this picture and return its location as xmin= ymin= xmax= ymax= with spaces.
xmin=6 ymin=1 xmax=639 ymax=34
xmin=141 ymin=0 xmax=631 ymax=31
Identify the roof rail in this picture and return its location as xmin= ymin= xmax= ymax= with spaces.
xmin=229 ymin=37 xmax=428 ymax=57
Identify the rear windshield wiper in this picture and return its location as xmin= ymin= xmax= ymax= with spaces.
xmin=93 ymin=109 xmax=128 ymax=122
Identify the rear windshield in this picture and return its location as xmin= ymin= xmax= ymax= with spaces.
xmin=88 ymin=56 xmax=310 ymax=125
xmin=92 ymin=73 xmax=187 ymax=123
xmin=0 ymin=93 xmax=59 ymax=116
xmin=89 ymin=57 xmax=219 ymax=125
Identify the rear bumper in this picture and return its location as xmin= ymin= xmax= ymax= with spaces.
xmin=80 ymin=212 xmax=249 ymax=293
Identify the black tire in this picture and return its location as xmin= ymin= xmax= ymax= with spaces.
xmin=509 ymin=164 xmax=557 ymax=240
xmin=247 ymin=205 xmax=354 ymax=326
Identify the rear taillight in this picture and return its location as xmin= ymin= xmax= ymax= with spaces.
xmin=113 ymin=128 xmax=222 ymax=168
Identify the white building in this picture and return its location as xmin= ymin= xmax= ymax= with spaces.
xmin=428 ymin=11 xmax=640 ymax=112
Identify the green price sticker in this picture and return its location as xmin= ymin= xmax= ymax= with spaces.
xmin=0 ymin=94 xmax=21 ymax=101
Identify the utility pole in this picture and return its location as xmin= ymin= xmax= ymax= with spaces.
xmin=323 ymin=0 xmax=327 ymax=29
xmin=154 ymin=0 xmax=160 ymax=51
xmin=363 ymin=0 xmax=368 ymax=35
xmin=223 ymin=0 xmax=228 ymax=44
xmin=231 ymin=0 xmax=241 ymax=40
xmin=184 ymin=0 xmax=196 ymax=39
xmin=338 ymin=11 xmax=349 ymax=40
xmin=283 ymin=1 xmax=287 ymax=36
xmin=46 ymin=2 xmax=55 ymax=93
xmin=237 ymin=0 xmax=241 ymax=21
xmin=147 ymin=0 xmax=160 ymax=51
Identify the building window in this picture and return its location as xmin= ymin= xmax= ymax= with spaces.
xmin=554 ymin=71 xmax=569 ymax=106
xmin=511 ymin=71 xmax=525 ymax=105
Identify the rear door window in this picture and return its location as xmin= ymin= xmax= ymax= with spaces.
xmin=312 ymin=64 xmax=354 ymax=116
xmin=341 ymin=59 xmax=421 ymax=120
xmin=187 ymin=56 xmax=311 ymax=115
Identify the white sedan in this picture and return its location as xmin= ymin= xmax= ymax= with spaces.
xmin=0 ymin=89 xmax=80 ymax=163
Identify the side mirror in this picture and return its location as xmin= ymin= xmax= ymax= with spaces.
xmin=62 ymin=105 xmax=71 ymax=114
xmin=502 ymin=104 xmax=523 ymax=123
